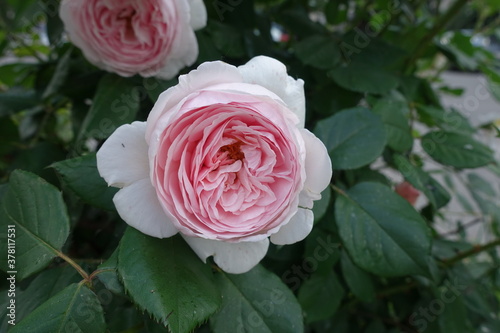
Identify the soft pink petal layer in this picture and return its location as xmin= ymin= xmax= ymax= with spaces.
xmin=113 ymin=178 xmax=178 ymax=238
xmin=182 ymin=236 xmax=269 ymax=274
xmin=96 ymin=121 xmax=149 ymax=188
xmin=59 ymin=0 xmax=204 ymax=79
xmin=299 ymin=129 xmax=332 ymax=208
xmin=146 ymin=61 xmax=243 ymax=141
xmin=270 ymin=208 xmax=313 ymax=245
xmin=238 ymin=56 xmax=306 ymax=127
xmin=150 ymin=100 xmax=305 ymax=241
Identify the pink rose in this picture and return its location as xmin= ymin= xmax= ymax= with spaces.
xmin=395 ymin=181 xmax=420 ymax=206
xmin=97 ymin=56 xmax=332 ymax=273
xmin=59 ymin=0 xmax=206 ymax=79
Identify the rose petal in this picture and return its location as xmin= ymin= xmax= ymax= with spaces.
xmin=155 ymin=28 xmax=198 ymax=80
xmin=238 ymin=56 xmax=306 ymax=127
xmin=96 ymin=121 xmax=149 ymax=188
xmin=188 ymin=0 xmax=207 ymax=30
xmin=154 ymin=0 xmax=201 ymax=79
xmin=146 ymin=61 xmax=243 ymax=142
xmin=114 ymin=178 xmax=178 ymax=238
xmin=299 ymin=128 xmax=332 ymax=207
xmin=270 ymin=208 xmax=313 ymax=245
xmin=182 ymin=236 xmax=269 ymax=274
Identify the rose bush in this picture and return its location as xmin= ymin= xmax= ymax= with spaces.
xmin=59 ymin=0 xmax=207 ymax=79
xmin=96 ymin=56 xmax=332 ymax=273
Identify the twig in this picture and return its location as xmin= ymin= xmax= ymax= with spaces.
xmin=404 ymin=0 xmax=469 ymax=73
xmin=441 ymin=238 xmax=500 ymax=266
xmin=440 ymin=217 xmax=484 ymax=236
xmin=58 ymin=252 xmax=90 ymax=281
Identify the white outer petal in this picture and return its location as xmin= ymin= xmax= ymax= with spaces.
xmin=146 ymin=61 xmax=243 ymax=142
xmin=238 ymin=56 xmax=306 ymax=127
xmin=182 ymin=236 xmax=269 ymax=274
xmin=96 ymin=121 xmax=149 ymax=188
xmin=152 ymin=0 xmax=201 ymax=79
xmin=188 ymin=0 xmax=207 ymax=30
xmin=113 ymin=178 xmax=179 ymax=238
xmin=59 ymin=0 xmax=101 ymax=67
xmin=270 ymin=208 xmax=314 ymax=245
xmin=299 ymin=128 xmax=332 ymax=207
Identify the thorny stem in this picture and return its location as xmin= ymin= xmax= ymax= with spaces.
xmin=58 ymin=252 xmax=90 ymax=281
xmin=440 ymin=217 xmax=484 ymax=236
xmin=88 ymin=268 xmax=115 ymax=281
xmin=441 ymin=238 xmax=500 ymax=266
xmin=404 ymin=0 xmax=469 ymax=73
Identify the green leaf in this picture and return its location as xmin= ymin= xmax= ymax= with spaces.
xmin=77 ymin=74 xmax=140 ymax=141
xmin=421 ymin=131 xmax=494 ymax=169
xmin=298 ymin=270 xmax=344 ymax=323
xmin=295 ymin=35 xmax=341 ymax=69
xmin=335 ymin=182 xmax=432 ymax=277
xmin=328 ymin=61 xmax=398 ymax=94
xmin=314 ymin=107 xmax=387 ymax=169
xmin=394 ymin=155 xmax=451 ymax=209
xmin=143 ymin=77 xmax=177 ymax=102
xmin=0 ymin=266 xmax=80 ymax=332
xmin=481 ymin=65 xmax=500 ymax=103
xmin=313 ymin=187 xmax=331 ymax=223
xmin=51 ymin=153 xmax=118 ymax=211
xmin=96 ymin=249 xmax=124 ymax=295
xmin=438 ymin=294 xmax=474 ymax=333
xmin=372 ymin=95 xmax=413 ymax=152
xmin=42 ymin=47 xmax=73 ymax=99
xmin=437 ymin=32 xmax=487 ymax=71
xmin=416 ymin=105 xmax=473 ymax=134
xmin=210 ymin=264 xmax=304 ymax=333
xmin=303 ymin=228 xmax=341 ymax=275
xmin=467 ymin=173 xmax=500 ymax=225
xmin=207 ymin=21 xmax=246 ymax=58
xmin=44 ymin=1 xmax=65 ymax=45
xmin=0 ymin=170 xmax=70 ymax=280
xmin=467 ymin=173 xmax=496 ymax=196
xmin=196 ymin=30 xmax=222 ymax=63
xmin=340 ymin=250 xmax=375 ymax=302
xmin=11 ymin=283 xmax=106 ymax=333
xmin=276 ymin=8 xmax=326 ymax=38
xmin=365 ymin=320 xmax=387 ymax=333
xmin=325 ymin=0 xmax=348 ymax=25
xmin=118 ymin=228 xmax=221 ymax=333
xmin=0 ymin=88 xmax=39 ymax=117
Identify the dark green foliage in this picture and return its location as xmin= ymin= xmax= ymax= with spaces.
xmin=1 ymin=0 xmax=499 ymax=332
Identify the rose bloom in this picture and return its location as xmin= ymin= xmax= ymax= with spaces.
xmin=395 ymin=181 xmax=420 ymax=206
xmin=97 ymin=56 xmax=332 ymax=273
xmin=59 ymin=0 xmax=206 ymax=79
